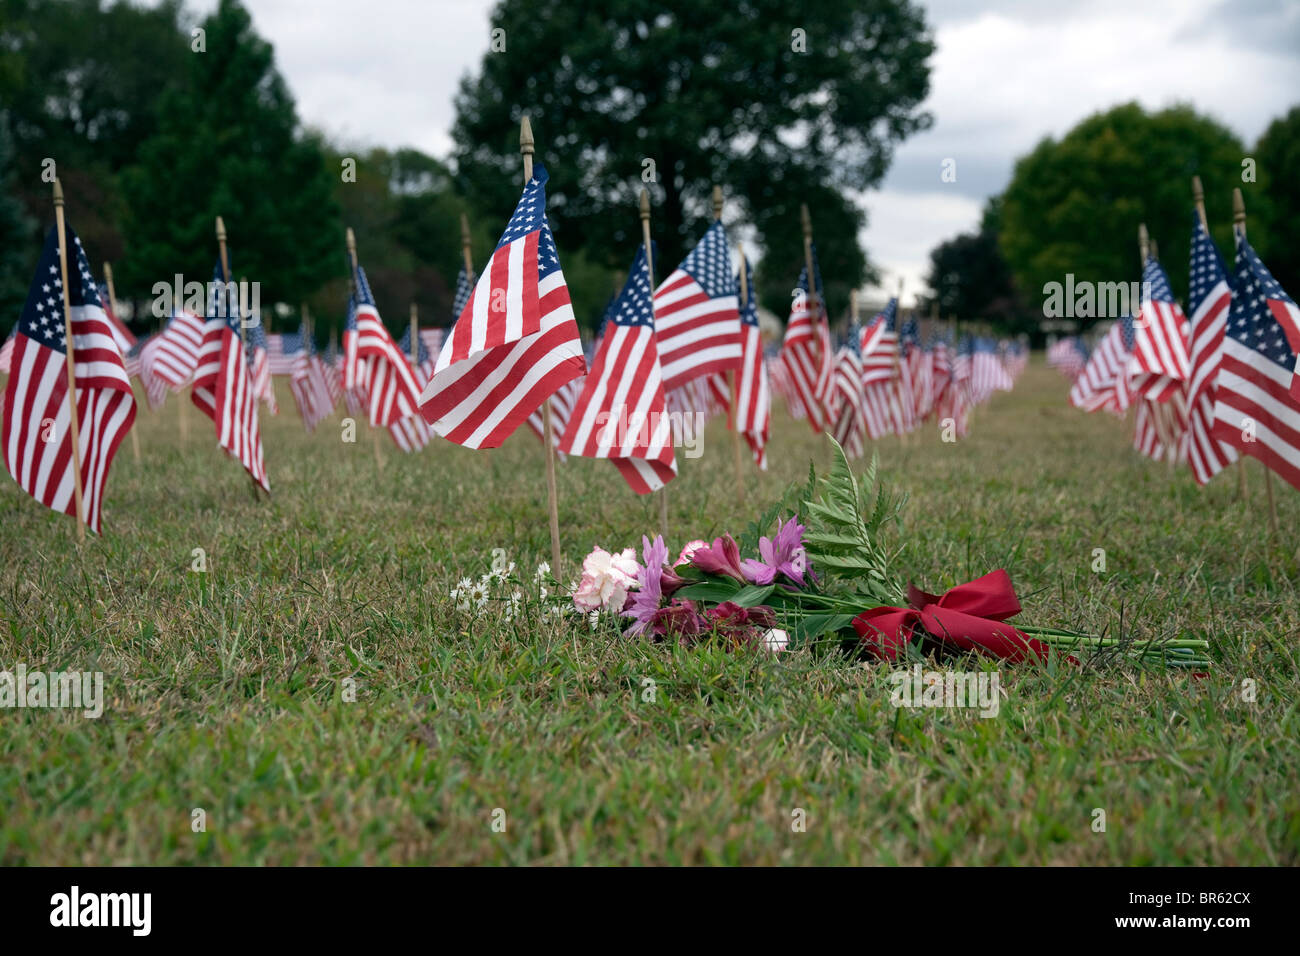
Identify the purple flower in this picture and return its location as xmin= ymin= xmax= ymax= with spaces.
xmin=740 ymin=517 xmax=809 ymax=587
xmin=689 ymin=534 xmax=747 ymax=583
xmin=623 ymin=535 xmax=668 ymax=636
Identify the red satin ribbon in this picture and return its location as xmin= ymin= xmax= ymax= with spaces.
xmin=853 ymin=569 xmax=1052 ymax=663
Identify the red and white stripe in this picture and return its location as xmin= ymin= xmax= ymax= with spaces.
xmin=3 ymin=306 xmax=136 ymax=534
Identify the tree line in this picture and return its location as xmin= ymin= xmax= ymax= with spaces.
xmin=0 ymin=0 xmax=937 ymax=339
xmin=924 ymin=102 xmax=1300 ymax=339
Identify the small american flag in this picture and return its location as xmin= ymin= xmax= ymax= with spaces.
xmin=1184 ymin=212 xmax=1238 ymax=485
xmin=344 ymin=264 xmax=422 ymax=428
xmin=191 ymin=260 xmax=269 ymax=492
xmin=831 ymin=322 xmax=868 ymax=458
xmin=245 ymin=320 xmax=278 ymax=415
xmin=126 ymin=334 xmax=168 ymax=409
xmin=1129 ymin=256 xmax=1191 ymax=403
xmin=779 ymin=260 xmax=828 ymax=433
xmin=282 ymin=327 xmax=336 ymax=433
xmin=418 ymin=164 xmax=585 ymax=447
xmin=560 ymin=244 xmax=675 ymax=493
xmin=970 ymin=337 xmax=1013 ymax=404
xmin=1047 ymin=336 xmax=1088 ymax=379
xmin=2 ymin=225 xmax=137 ymax=532
xmin=652 ymin=221 xmax=741 ymax=390
xmin=1070 ymin=317 xmax=1136 ymax=414
xmin=149 ymin=308 xmax=206 ymax=390
xmin=1210 ymin=233 xmax=1300 ymax=491
xmin=731 ymin=255 xmax=770 ymax=469
xmin=861 ymin=297 xmax=899 ymax=387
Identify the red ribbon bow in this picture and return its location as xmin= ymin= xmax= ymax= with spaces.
xmin=852 ymin=569 xmax=1052 ymax=663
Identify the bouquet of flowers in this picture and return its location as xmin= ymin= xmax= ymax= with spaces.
xmin=573 ymin=439 xmax=1210 ymax=670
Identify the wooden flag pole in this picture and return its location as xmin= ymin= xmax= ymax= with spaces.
xmin=522 ymin=116 xmax=564 ymax=574
xmin=1234 ymin=188 xmax=1278 ymax=537
xmin=734 ymin=239 xmax=750 ymax=501
xmin=409 ymin=302 xmax=419 ymax=366
xmin=460 ymin=212 xmax=475 ymax=277
xmin=640 ymin=187 xmax=669 ymax=542
xmin=52 ymin=180 xmax=87 ymax=540
xmin=104 ymin=262 xmax=141 ymax=462
xmin=1195 ymin=176 xmax=1248 ymax=501
xmin=346 ymin=226 xmax=384 ymax=471
xmin=715 ymin=185 xmax=745 ymax=501
xmin=1137 ymin=223 xmax=1176 ymax=462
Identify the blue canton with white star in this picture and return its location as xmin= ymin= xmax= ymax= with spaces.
xmin=612 ymin=244 xmax=656 ymax=328
xmin=676 ymin=221 xmax=736 ymax=300
xmin=18 ymin=225 xmax=108 ymax=354
xmin=878 ymin=297 xmax=898 ymax=332
xmin=1119 ymin=314 xmax=1137 ymax=352
xmin=1188 ymin=211 xmax=1230 ymax=317
xmin=1227 ymin=234 xmax=1298 ymax=373
xmin=496 ymin=163 xmax=561 ymax=282
xmin=738 ymin=256 xmax=758 ymax=329
xmin=452 ymin=266 xmax=475 ymax=320
xmin=1142 ymin=257 xmax=1176 ymax=305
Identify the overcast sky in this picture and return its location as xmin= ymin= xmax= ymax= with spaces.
xmin=174 ymin=0 xmax=1299 ymax=306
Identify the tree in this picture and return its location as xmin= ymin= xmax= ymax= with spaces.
xmin=0 ymin=0 xmax=191 ymax=276
xmin=1254 ymin=105 xmax=1300 ymax=297
xmin=0 ymin=116 xmax=36 ymax=333
xmin=451 ymin=0 xmax=933 ymax=320
xmin=923 ymin=197 xmax=1034 ymax=337
xmin=999 ymin=103 xmax=1245 ymax=330
xmin=120 ymin=0 xmax=339 ymax=310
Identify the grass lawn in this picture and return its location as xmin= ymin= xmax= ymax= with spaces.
xmin=1 ymin=357 xmax=1297 ymax=865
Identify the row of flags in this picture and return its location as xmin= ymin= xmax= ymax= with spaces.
xmin=1056 ymin=209 xmax=1300 ymax=492
xmin=3 ymin=154 xmax=1028 ymax=535
xmin=773 ymin=263 xmax=1022 ymax=457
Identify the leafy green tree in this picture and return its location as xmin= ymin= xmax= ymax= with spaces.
xmin=999 ymin=103 xmax=1245 ymax=329
xmin=0 ymin=0 xmax=190 ymax=273
xmin=0 ymin=116 xmax=36 ymax=333
xmin=120 ymin=0 xmax=339 ymax=308
xmin=1254 ymin=105 xmax=1300 ymax=297
xmin=451 ymin=0 xmax=933 ymax=320
xmin=924 ymin=197 xmax=1033 ymax=336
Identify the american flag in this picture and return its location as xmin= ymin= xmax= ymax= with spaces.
xmin=191 ymin=260 xmax=269 ymax=492
xmin=418 ymin=164 xmax=585 ymax=447
xmin=344 ymin=264 xmax=422 ymax=428
xmin=264 ymin=332 xmax=296 ymax=375
xmin=651 ymin=221 xmax=740 ymax=390
xmin=1069 ymin=317 xmax=1136 ymax=414
xmin=779 ymin=261 xmax=828 ymax=433
xmin=1047 ymin=336 xmax=1089 ymax=379
xmin=861 ymin=297 xmax=900 ymax=386
xmin=1003 ymin=340 xmax=1028 ymax=381
xmin=731 ymin=255 xmax=770 ymax=469
xmin=560 ymin=244 xmax=675 ymax=493
xmin=2 ymin=225 xmax=136 ymax=533
xmin=831 ymin=322 xmax=868 ymax=458
xmin=1184 ymin=212 xmax=1238 ymax=485
xmin=245 ymin=319 xmax=278 ymax=415
xmin=1210 ymin=233 xmax=1300 ymax=491
xmin=149 ymin=308 xmax=206 ymax=390
xmin=126 ymin=334 xmax=168 ymax=409
xmin=1129 ymin=256 xmax=1191 ymax=402
xmin=281 ymin=327 xmax=336 ymax=433
xmin=969 ymin=337 xmax=1013 ymax=404
xmin=894 ymin=317 xmax=920 ymax=432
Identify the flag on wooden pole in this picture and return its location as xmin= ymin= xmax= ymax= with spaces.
xmin=3 ymin=220 xmax=136 ymax=533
